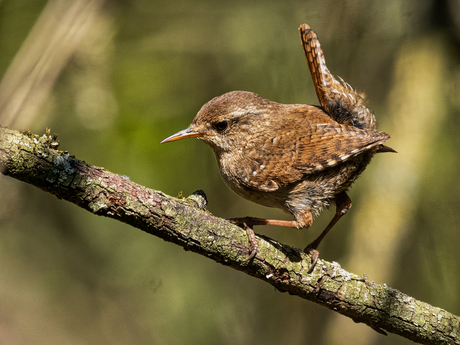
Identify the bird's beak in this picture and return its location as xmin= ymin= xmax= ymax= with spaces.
xmin=160 ymin=126 xmax=204 ymax=143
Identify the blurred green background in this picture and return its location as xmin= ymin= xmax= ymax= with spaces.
xmin=1 ymin=0 xmax=460 ymax=344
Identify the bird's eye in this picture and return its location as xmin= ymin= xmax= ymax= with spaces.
xmin=213 ymin=119 xmax=229 ymax=132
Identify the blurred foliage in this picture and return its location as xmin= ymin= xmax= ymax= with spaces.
xmin=0 ymin=0 xmax=459 ymax=344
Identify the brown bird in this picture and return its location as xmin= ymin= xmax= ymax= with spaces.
xmin=161 ymin=24 xmax=395 ymax=271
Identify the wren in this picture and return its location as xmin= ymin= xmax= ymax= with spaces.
xmin=161 ymin=24 xmax=395 ymax=271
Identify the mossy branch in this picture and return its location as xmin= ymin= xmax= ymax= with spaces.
xmin=0 ymin=127 xmax=459 ymax=345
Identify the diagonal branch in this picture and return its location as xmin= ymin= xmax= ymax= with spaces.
xmin=1 ymin=127 xmax=459 ymax=345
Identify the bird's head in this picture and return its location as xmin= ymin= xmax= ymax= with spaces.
xmin=161 ymin=91 xmax=277 ymax=154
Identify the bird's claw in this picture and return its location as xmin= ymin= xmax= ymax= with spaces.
xmin=305 ymin=245 xmax=320 ymax=273
xmin=229 ymin=218 xmax=259 ymax=262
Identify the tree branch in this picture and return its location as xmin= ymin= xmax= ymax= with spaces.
xmin=1 ymin=127 xmax=459 ymax=345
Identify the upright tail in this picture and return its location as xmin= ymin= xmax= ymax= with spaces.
xmin=299 ymin=24 xmax=377 ymax=131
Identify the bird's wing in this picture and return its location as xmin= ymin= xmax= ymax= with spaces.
xmin=239 ymin=121 xmax=389 ymax=192
xmin=294 ymin=123 xmax=390 ymax=171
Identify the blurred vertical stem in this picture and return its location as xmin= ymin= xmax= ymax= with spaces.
xmin=0 ymin=0 xmax=106 ymax=129
xmin=327 ymin=35 xmax=448 ymax=345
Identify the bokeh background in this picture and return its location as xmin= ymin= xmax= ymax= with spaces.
xmin=1 ymin=0 xmax=460 ymax=344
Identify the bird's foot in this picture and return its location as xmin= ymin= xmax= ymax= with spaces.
xmin=304 ymin=243 xmax=320 ymax=273
xmin=228 ymin=218 xmax=259 ymax=261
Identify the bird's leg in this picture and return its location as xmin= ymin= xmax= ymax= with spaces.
xmin=229 ymin=217 xmax=295 ymax=262
xmin=229 ymin=216 xmax=298 ymax=228
xmin=229 ymin=208 xmax=313 ymax=229
xmin=305 ymin=192 xmax=352 ymax=272
xmin=229 ymin=211 xmax=313 ymax=261
xmin=240 ymin=222 xmax=258 ymax=262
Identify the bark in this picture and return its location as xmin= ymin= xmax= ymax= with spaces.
xmin=1 ymin=127 xmax=459 ymax=345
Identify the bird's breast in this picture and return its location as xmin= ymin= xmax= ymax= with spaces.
xmin=213 ymin=150 xmax=290 ymax=209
